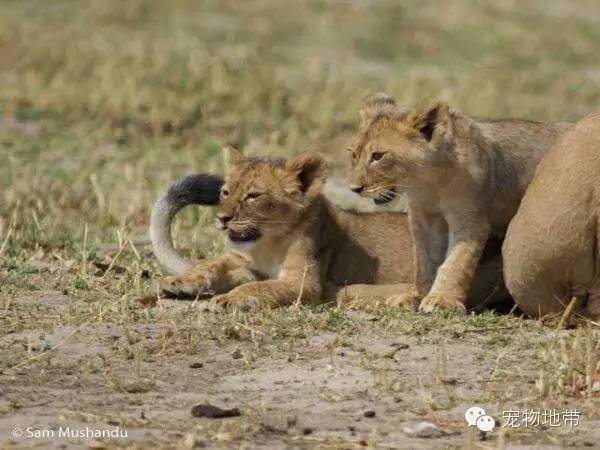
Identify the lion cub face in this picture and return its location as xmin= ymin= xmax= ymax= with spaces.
xmin=348 ymin=93 xmax=449 ymax=204
xmin=217 ymin=147 xmax=324 ymax=249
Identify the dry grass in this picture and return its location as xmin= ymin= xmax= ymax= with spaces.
xmin=1 ymin=0 xmax=600 ymax=448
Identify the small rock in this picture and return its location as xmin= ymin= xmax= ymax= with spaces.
xmin=189 ymin=362 xmax=204 ymax=369
xmin=402 ymin=421 xmax=445 ymax=438
xmin=391 ymin=342 xmax=409 ymax=349
xmin=363 ymin=410 xmax=376 ymax=418
xmin=191 ymin=404 xmax=241 ymax=419
xmin=231 ymin=349 xmax=243 ymax=359
xmin=302 ymin=427 xmax=313 ymax=435
xmin=122 ymin=380 xmax=155 ymax=393
xmin=32 ymin=339 xmax=52 ymax=352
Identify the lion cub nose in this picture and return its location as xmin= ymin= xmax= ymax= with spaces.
xmin=350 ymin=185 xmax=364 ymax=194
xmin=217 ymin=213 xmax=233 ymax=228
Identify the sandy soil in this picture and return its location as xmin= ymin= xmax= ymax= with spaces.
xmin=1 ymin=292 xmax=598 ymax=449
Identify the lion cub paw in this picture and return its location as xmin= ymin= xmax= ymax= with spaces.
xmin=386 ymin=293 xmax=420 ymax=311
xmin=418 ymin=293 xmax=466 ymax=314
xmin=208 ymin=293 xmax=260 ymax=312
xmin=158 ymin=270 xmax=215 ymax=299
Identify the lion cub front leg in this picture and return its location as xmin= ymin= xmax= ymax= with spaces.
xmin=159 ymin=252 xmax=257 ymax=299
xmin=387 ymin=210 xmax=447 ymax=310
xmin=210 ymin=244 xmax=323 ymax=311
xmin=419 ymin=217 xmax=489 ymax=314
xmin=209 ymin=276 xmax=321 ymax=311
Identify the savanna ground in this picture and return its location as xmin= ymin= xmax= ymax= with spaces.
xmin=1 ymin=0 xmax=600 ymax=448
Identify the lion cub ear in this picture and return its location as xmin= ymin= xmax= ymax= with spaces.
xmin=359 ymin=92 xmax=397 ymax=126
xmin=408 ymin=101 xmax=449 ymax=141
xmin=222 ymin=145 xmax=244 ymax=170
xmin=285 ymin=153 xmax=326 ymax=196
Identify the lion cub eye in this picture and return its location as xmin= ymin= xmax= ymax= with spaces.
xmin=246 ymin=191 xmax=263 ymax=201
xmin=220 ymin=187 xmax=229 ymax=198
xmin=370 ymin=151 xmax=385 ymax=163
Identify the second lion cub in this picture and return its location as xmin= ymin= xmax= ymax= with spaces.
xmin=348 ymin=93 xmax=571 ymax=313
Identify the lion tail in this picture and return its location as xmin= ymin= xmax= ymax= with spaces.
xmin=150 ymin=173 xmax=223 ymax=275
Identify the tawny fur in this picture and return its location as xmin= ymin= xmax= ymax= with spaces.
xmin=348 ymin=92 xmax=572 ymax=313
xmin=153 ymin=148 xmax=507 ymax=310
xmin=503 ymin=113 xmax=600 ymax=319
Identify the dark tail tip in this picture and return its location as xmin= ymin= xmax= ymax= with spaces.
xmin=166 ymin=173 xmax=224 ymax=208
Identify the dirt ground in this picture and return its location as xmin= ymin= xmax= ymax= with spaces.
xmin=1 ymin=287 xmax=599 ymax=449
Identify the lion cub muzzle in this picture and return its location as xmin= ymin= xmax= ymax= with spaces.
xmin=216 ymin=214 xmax=262 ymax=244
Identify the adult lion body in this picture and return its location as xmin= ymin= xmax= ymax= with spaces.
xmin=348 ymin=93 xmax=571 ymax=313
xmin=503 ymin=113 xmax=600 ymax=319
xmin=150 ymin=148 xmax=505 ymax=310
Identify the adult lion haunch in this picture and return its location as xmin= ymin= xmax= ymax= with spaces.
xmin=503 ymin=113 xmax=600 ymax=319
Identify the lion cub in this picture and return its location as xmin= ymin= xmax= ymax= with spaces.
xmin=348 ymin=93 xmax=571 ymax=313
xmin=151 ymin=147 xmax=506 ymax=310
xmin=151 ymin=147 xmax=414 ymax=310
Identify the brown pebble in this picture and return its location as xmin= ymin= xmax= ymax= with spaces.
xmin=391 ymin=342 xmax=409 ymax=349
xmin=189 ymin=362 xmax=204 ymax=369
xmin=363 ymin=410 xmax=376 ymax=418
xmin=191 ymin=404 xmax=241 ymax=418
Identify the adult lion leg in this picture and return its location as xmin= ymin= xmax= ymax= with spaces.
xmin=419 ymin=217 xmax=489 ymax=314
xmin=159 ymin=252 xmax=256 ymax=299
